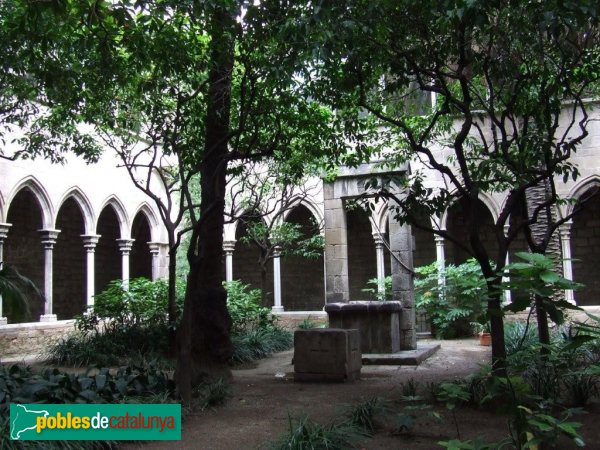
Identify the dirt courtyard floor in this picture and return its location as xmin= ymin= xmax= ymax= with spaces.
xmin=131 ymin=338 xmax=600 ymax=449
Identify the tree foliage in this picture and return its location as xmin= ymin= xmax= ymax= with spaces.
xmin=306 ymin=0 xmax=600 ymax=370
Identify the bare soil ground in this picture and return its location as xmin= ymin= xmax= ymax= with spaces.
xmin=131 ymin=339 xmax=600 ymax=449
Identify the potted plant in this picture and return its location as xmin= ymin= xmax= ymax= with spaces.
xmin=472 ymin=321 xmax=491 ymax=346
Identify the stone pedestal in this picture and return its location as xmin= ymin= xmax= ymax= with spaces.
xmin=325 ymin=301 xmax=402 ymax=354
xmin=294 ymin=328 xmax=361 ymax=381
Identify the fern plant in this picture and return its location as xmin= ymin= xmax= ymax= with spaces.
xmin=415 ymin=259 xmax=487 ymax=339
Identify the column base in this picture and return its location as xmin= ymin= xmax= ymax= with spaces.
xmin=40 ymin=314 xmax=58 ymax=322
xmin=272 ymin=305 xmax=285 ymax=313
xmin=0 ymin=317 xmax=7 ymax=326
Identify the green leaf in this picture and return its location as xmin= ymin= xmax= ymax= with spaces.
xmin=540 ymin=270 xmax=560 ymax=283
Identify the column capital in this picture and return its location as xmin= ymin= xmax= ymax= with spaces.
xmin=434 ymin=234 xmax=445 ymax=245
xmin=147 ymin=241 xmax=162 ymax=255
xmin=0 ymin=223 xmax=12 ymax=241
xmin=223 ymin=240 xmax=236 ymax=254
xmin=81 ymin=234 xmax=101 ymax=250
xmin=273 ymin=245 xmax=282 ymax=257
xmin=559 ymin=220 xmax=573 ymax=238
xmin=39 ymin=229 xmax=60 ymax=248
xmin=117 ymin=238 xmax=135 ymax=254
xmin=372 ymin=233 xmax=384 ymax=248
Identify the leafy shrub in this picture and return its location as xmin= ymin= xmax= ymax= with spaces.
xmin=46 ymin=326 xmax=172 ymax=368
xmin=225 ymin=280 xmax=274 ymax=333
xmin=47 ymin=278 xmax=184 ymax=367
xmin=230 ymin=327 xmax=293 ymax=365
xmin=79 ymin=277 xmax=185 ymax=333
xmin=0 ymin=364 xmax=174 ymax=409
xmin=225 ymin=280 xmax=294 ymax=364
xmin=415 ymin=259 xmax=487 ymax=339
xmin=193 ymin=378 xmax=231 ymax=410
xmin=0 ymin=363 xmax=173 ymax=449
xmin=49 ymin=278 xmax=293 ymax=368
xmin=504 ymin=321 xmax=539 ymax=357
xmin=361 ymin=276 xmax=393 ymax=301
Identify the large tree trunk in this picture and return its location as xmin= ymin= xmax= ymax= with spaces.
xmin=176 ymin=3 xmax=236 ymax=402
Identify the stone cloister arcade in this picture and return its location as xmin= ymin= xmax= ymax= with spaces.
xmin=221 ymin=173 xmax=600 ymax=317
xmin=0 ymin=149 xmax=170 ymax=326
xmin=0 ymin=180 xmax=163 ymax=324
xmin=2 ymin=147 xmax=600 ymax=330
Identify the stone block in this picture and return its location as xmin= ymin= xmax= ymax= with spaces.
xmin=294 ymin=328 xmax=361 ymax=381
xmin=325 ymin=301 xmax=402 ymax=353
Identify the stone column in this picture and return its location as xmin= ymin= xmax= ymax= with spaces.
xmin=223 ymin=240 xmax=236 ymax=283
xmin=388 ymin=209 xmax=416 ymax=350
xmin=0 ymin=223 xmax=12 ymax=325
xmin=148 ymin=242 xmax=161 ymax=281
xmin=81 ymin=235 xmax=100 ymax=308
xmin=559 ymin=221 xmax=575 ymax=304
xmin=502 ymin=224 xmax=512 ymax=304
xmin=434 ymin=234 xmax=446 ymax=289
xmin=117 ymin=239 xmax=134 ymax=289
xmin=39 ymin=229 xmax=60 ymax=322
xmin=324 ymin=185 xmax=349 ymax=303
xmin=373 ymin=233 xmax=386 ymax=297
xmin=272 ymin=245 xmax=284 ymax=313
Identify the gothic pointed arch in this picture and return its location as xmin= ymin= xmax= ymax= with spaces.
xmin=96 ymin=196 xmax=129 ymax=239
xmin=568 ymin=176 xmax=600 ymax=306
xmin=7 ymin=176 xmax=53 ymax=229
xmin=56 ymin=187 xmax=95 ymax=235
xmin=444 ymin=196 xmax=498 ymax=265
xmin=95 ymin=203 xmax=123 ymax=294
xmin=4 ymin=185 xmax=45 ymax=322
xmin=130 ymin=209 xmax=153 ymax=280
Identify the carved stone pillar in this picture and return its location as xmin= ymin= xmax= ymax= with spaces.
xmin=223 ymin=240 xmax=236 ymax=283
xmin=117 ymin=239 xmax=135 ymax=289
xmin=148 ymin=242 xmax=161 ymax=281
xmin=373 ymin=233 xmax=386 ymax=297
xmin=272 ymin=245 xmax=283 ymax=312
xmin=559 ymin=221 xmax=575 ymax=304
xmin=39 ymin=229 xmax=60 ymax=321
xmin=81 ymin=235 xmax=100 ymax=307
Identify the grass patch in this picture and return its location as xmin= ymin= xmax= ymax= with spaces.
xmin=270 ymin=415 xmax=367 ymax=450
xmin=230 ymin=327 xmax=293 ymax=365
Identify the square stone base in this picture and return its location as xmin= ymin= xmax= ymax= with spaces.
xmin=294 ymin=328 xmax=361 ymax=382
xmin=325 ymin=301 xmax=402 ymax=353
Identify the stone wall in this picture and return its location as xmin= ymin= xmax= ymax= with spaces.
xmin=274 ymin=311 xmax=328 ymax=330
xmin=0 ymin=320 xmax=75 ymax=359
